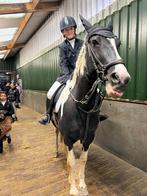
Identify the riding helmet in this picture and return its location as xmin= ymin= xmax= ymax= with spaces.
xmin=60 ymin=16 xmax=77 ymax=32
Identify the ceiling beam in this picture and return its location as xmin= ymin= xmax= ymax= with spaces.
xmin=4 ymin=0 xmax=41 ymax=59
xmin=34 ymin=2 xmax=60 ymax=12
xmin=0 ymin=18 xmax=20 ymax=28
xmin=0 ymin=41 xmax=10 ymax=46
xmin=0 ymin=2 xmax=60 ymax=15
xmin=0 ymin=43 xmax=25 ymax=51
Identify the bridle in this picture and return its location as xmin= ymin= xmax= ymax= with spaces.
xmin=87 ymin=36 xmax=124 ymax=82
xmin=70 ymin=30 xmax=124 ymax=107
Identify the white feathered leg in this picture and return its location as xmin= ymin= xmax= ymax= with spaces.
xmin=67 ymin=149 xmax=79 ymax=195
xmin=79 ymin=150 xmax=89 ymax=195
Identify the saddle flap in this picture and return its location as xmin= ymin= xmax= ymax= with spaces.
xmin=53 ymin=84 xmax=65 ymax=113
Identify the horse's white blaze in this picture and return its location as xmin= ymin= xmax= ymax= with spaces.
xmin=107 ymin=38 xmax=130 ymax=80
xmin=106 ymin=38 xmax=131 ymax=97
xmin=79 ymin=150 xmax=88 ymax=189
xmin=107 ymin=38 xmax=121 ymax=60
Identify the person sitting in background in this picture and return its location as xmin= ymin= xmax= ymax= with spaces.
xmin=0 ymin=91 xmax=15 ymax=153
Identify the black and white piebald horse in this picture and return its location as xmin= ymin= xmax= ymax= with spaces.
xmin=52 ymin=15 xmax=130 ymax=195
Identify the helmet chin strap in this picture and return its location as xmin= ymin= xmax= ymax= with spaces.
xmin=67 ymin=37 xmax=75 ymax=41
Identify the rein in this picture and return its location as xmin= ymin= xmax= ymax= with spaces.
xmin=69 ymin=77 xmax=104 ymax=105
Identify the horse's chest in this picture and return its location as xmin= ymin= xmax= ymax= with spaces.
xmin=60 ymin=105 xmax=98 ymax=137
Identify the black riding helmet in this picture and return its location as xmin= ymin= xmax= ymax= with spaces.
xmin=60 ymin=16 xmax=77 ymax=32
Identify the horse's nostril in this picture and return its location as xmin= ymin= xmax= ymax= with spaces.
xmin=124 ymin=77 xmax=130 ymax=85
xmin=110 ymin=73 xmax=120 ymax=84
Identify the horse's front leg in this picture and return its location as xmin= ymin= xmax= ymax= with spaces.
xmin=78 ymin=149 xmax=89 ymax=195
xmin=67 ymin=148 xmax=79 ymax=195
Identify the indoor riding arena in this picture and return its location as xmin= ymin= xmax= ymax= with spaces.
xmin=0 ymin=0 xmax=147 ymax=196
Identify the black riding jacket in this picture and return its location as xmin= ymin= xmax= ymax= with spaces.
xmin=0 ymin=101 xmax=14 ymax=117
xmin=57 ymin=38 xmax=83 ymax=83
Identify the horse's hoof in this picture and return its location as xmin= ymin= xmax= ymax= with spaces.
xmin=79 ymin=187 xmax=89 ymax=196
xmin=69 ymin=186 xmax=79 ymax=195
xmin=54 ymin=152 xmax=59 ymax=158
xmin=56 ymin=152 xmax=59 ymax=158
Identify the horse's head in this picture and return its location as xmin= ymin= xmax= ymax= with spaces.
xmin=80 ymin=15 xmax=131 ymax=97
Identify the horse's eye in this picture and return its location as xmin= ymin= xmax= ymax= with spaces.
xmin=92 ymin=39 xmax=99 ymax=46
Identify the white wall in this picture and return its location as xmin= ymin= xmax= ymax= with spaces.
xmin=19 ymin=0 xmax=114 ymax=66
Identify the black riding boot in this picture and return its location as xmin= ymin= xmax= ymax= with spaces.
xmin=38 ymin=98 xmax=52 ymax=125
xmin=0 ymin=138 xmax=3 ymax=153
xmin=6 ymin=135 xmax=11 ymax=144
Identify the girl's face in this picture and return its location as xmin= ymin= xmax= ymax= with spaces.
xmin=0 ymin=93 xmax=7 ymax=101
xmin=63 ymin=27 xmax=75 ymax=40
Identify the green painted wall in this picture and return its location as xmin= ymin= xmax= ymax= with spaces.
xmin=16 ymin=0 xmax=147 ymax=100
xmin=17 ymin=48 xmax=60 ymax=91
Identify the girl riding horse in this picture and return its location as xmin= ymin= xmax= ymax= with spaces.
xmin=53 ymin=15 xmax=130 ymax=195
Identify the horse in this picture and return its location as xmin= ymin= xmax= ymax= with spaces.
xmin=52 ymin=15 xmax=131 ymax=195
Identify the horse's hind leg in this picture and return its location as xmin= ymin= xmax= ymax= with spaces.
xmin=67 ymin=148 xmax=79 ymax=195
xmin=55 ymin=128 xmax=59 ymax=158
xmin=78 ymin=149 xmax=89 ymax=195
xmin=60 ymin=135 xmax=67 ymax=156
xmin=56 ymin=130 xmax=67 ymax=158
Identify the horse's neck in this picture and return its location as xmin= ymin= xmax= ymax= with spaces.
xmin=70 ymin=45 xmax=97 ymax=100
xmin=73 ymin=75 xmax=96 ymax=100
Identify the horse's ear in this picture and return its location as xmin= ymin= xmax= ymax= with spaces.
xmin=107 ymin=22 xmax=113 ymax=32
xmin=79 ymin=15 xmax=92 ymax=32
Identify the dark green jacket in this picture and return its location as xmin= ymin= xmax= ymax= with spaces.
xmin=57 ymin=38 xmax=83 ymax=83
xmin=0 ymin=101 xmax=14 ymax=117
